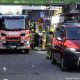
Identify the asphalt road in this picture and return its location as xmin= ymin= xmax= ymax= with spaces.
xmin=0 ymin=50 xmax=80 ymax=80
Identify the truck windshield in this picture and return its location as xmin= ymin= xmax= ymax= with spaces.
xmin=4 ymin=19 xmax=25 ymax=30
xmin=66 ymin=27 xmax=80 ymax=40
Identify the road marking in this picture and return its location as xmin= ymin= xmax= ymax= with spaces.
xmin=66 ymin=77 xmax=80 ymax=80
xmin=3 ymin=79 xmax=8 ymax=80
xmin=32 ymin=65 xmax=35 ymax=68
xmin=3 ymin=67 xmax=7 ymax=71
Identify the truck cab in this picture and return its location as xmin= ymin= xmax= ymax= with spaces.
xmin=0 ymin=15 xmax=31 ymax=53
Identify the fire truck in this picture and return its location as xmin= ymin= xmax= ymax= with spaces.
xmin=0 ymin=15 xmax=31 ymax=53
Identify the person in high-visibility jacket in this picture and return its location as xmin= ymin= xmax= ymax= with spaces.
xmin=30 ymin=29 xmax=35 ymax=49
xmin=42 ymin=30 xmax=46 ymax=50
xmin=46 ymin=25 xmax=55 ymax=59
xmin=34 ymin=30 xmax=39 ymax=48
xmin=48 ymin=25 xmax=55 ymax=46
xmin=49 ymin=25 xmax=55 ymax=34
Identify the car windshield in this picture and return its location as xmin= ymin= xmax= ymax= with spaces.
xmin=66 ymin=27 xmax=80 ymax=39
xmin=4 ymin=19 xmax=25 ymax=30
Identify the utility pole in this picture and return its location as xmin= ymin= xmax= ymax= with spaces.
xmin=49 ymin=0 xmax=52 ymax=30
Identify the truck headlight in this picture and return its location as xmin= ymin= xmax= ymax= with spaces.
xmin=26 ymin=41 xmax=29 ymax=44
xmin=21 ymin=40 xmax=24 ymax=43
xmin=21 ymin=40 xmax=30 ymax=44
xmin=1 ymin=33 xmax=6 ymax=36
xmin=2 ymin=41 xmax=6 ymax=43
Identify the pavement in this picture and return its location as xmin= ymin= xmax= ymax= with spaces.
xmin=0 ymin=50 xmax=80 ymax=80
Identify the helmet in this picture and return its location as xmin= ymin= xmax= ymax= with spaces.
xmin=35 ymin=30 xmax=38 ymax=33
xmin=31 ymin=29 xmax=34 ymax=31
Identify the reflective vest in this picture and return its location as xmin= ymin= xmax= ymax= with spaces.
xmin=49 ymin=25 xmax=55 ymax=33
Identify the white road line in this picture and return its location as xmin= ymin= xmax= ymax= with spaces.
xmin=66 ymin=77 xmax=80 ymax=80
xmin=32 ymin=65 xmax=35 ymax=68
xmin=3 ymin=79 xmax=8 ymax=80
xmin=3 ymin=67 xmax=7 ymax=71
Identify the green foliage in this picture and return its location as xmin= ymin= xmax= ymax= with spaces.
xmin=0 ymin=0 xmax=80 ymax=4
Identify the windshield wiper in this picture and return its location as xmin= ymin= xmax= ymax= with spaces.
xmin=8 ymin=28 xmax=24 ymax=30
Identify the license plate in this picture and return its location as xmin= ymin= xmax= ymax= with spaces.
xmin=9 ymin=46 xmax=16 ymax=49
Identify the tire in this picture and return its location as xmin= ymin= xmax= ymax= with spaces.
xmin=61 ymin=57 xmax=67 ymax=71
xmin=51 ymin=52 xmax=56 ymax=64
xmin=25 ymin=49 xmax=29 ymax=54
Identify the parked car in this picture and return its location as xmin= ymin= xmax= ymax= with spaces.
xmin=49 ymin=22 xmax=80 ymax=71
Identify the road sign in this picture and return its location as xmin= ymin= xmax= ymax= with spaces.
xmin=40 ymin=12 xmax=45 ymax=18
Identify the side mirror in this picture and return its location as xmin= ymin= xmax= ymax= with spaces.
xmin=57 ymin=37 xmax=63 ymax=41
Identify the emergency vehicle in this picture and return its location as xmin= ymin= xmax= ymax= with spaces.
xmin=0 ymin=15 xmax=31 ymax=53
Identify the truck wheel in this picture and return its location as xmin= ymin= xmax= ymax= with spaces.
xmin=26 ymin=49 xmax=29 ymax=54
xmin=61 ymin=57 xmax=67 ymax=71
xmin=51 ymin=52 xmax=56 ymax=64
xmin=22 ymin=49 xmax=29 ymax=54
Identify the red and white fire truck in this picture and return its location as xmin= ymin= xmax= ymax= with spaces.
xmin=0 ymin=15 xmax=31 ymax=53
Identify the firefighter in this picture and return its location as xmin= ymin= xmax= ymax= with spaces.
xmin=38 ymin=31 xmax=42 ymax=49
xmin=30 ymin=29 xmax=35 ymax=49
xmin=42 ymin=30 xmax=46 ymax=50
xmin=46 ymin=25 xmax=55 ymax=59
xmin=31 ymin=22 xmax=34 ymax=29
xmin=49 ymin=25 xmax=55 ymax=34
xmin=48 ymin=25 xmax=55 ymax=46
xmin=34 ymin=30 xmax=39 ymax=48
xmin=71 ymin=16 xmax=78 ymax=22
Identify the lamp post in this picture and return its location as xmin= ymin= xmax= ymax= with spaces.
xmin=49 ymin=0 xmax=52 ymax=30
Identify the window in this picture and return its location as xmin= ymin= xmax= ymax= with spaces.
xmin=55 ymin=27 xmax=64 ymax=38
